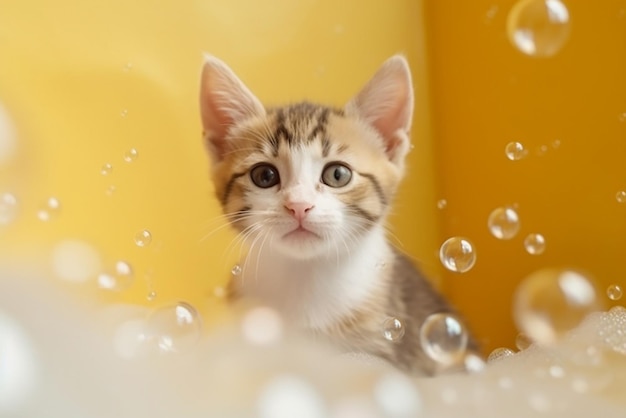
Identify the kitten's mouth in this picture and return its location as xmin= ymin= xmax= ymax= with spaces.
xmin=283 ymin=226 xmax=321 ymax=240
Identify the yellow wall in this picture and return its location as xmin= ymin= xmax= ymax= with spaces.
xmin=1 ymin=0 xmax=624 ymax=354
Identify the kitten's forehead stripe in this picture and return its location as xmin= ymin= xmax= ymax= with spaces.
xmin=222 ymin=171 xmax=247 ymax=205
xmin=308 ymin=107 xmax=329 ymax=143
xmin=356 ymin=171 xmax=388 ymax=207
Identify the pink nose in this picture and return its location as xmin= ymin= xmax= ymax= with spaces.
xmin=284 ymin=201 xmax=314 ymax=222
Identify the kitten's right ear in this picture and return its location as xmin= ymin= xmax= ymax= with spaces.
xmin=200 ymin=55 xmax=265 ymax=162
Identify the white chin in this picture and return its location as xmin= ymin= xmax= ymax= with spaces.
xmin=275 ymin=232 xmax=327 ymax=259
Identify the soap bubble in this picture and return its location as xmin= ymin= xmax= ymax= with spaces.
xmin=257 ymin=374 xmax=326 ymax=418
xmin=231 ymin=264 xmax=242 ymax=276
xmin=437 ymin=199 xmax=448 ymax=210
xmin=134 ymin=229 xmax=152 ymax=247
xmin=100 ymin=163 xmax=113 ymax=175
xmin=616 ymin=191 xmax=626 ymax=203
xmin=606 ymin=284 xmax=622 ymax=301
xmin=146 ymin=291 xmax=157 ymax=302
xmin=488 ymin=206 xmax=521 ymax=240
xmin=419 ymin=313 xmax=468 ymax=364
xmin=513 ymin=268 xmax=603 ymax=345
xmin=515 ymin=332 xmax=533 ymax=350
xmin=105 ymin=185 xmax=116 ymax=196
xmin=145 ymin=302 xmax=202 ymax=353
xmin=524 ymin=233 xmax=546 ymax=255
xmin=97 ymin=260 xmax=134 ymax=291
xmin=241 ymin=306 xmax=283 ymax=346
xmin=0 ymin=192 xmax=18 ymax=225
xmin=439 ymin=237 xmax=476 ymax=273
xmin=123 ymin=148 xmax=138 ymax=162
xmin=120 ymin=109 xmax=128 ymax=118
xmin=52 ymin=240 xmax=102 ymax=283
xmin=487 ymin=347 xmax=515 ymax=363
xmin=506 ymin=0 xmax=571 ymax=57
xmin=382 ymin=317 xmax=405 ymax=342
xmin=505 ymin=141 xmax=528 ymax=161
xmin=36 ymin=197 xmax=61 ymax=221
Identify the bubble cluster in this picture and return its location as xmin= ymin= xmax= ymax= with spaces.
xmin=488 ymin=206 xmax=521 ymax=240
xmin=145 ymin=302 xmax=202 ymax=353
xmin=134 ymin=229 xmax=152 ymax=247
xmin=598 ymin=306 xmax=626 ymax=354
xmin=419 ymin=313 xmax=468 ymax=365
xmin=439 ymin=237 xmax=476 ymax=273
xmin=36 ymin=197 xmax=61 ymax=221
xmin=123 ymin=148 xmax=138 ymax=162
xmin=0 ymin=192 xmax=18 ymax=225
xmin=513 ymin=268 xmax=603 ymax=345
xmin=524 ymin=233 xmax=546 ymax=255
xmin=487 ymin=347 xmax=516 ymax=363
xmin=506 ymin=0 xmax=571 ymax=57
xmin=97 ymin=260 xmax=134 ymax=291
xmin=505 ymin=141 xmax=528 ymax=161
xmin=606 ymin=284 xmax=622 ymax=301
xmin=382 ymin=317 xmax=405 ymax=342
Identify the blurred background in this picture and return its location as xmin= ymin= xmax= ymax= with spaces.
xmin=0 ymin=0 xmax=625 ymax=355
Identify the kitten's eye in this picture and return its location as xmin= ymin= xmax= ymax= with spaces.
xmin=250 ymin=163 xmax=280 ymax=188
xmin=322 ymin=163 xmax=352 ymax=188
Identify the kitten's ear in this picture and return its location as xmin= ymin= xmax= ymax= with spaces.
xmin=200 ymin=55 xmax=265 ymax=162
xmin=345 ymin=55 xmax=414 ymax=168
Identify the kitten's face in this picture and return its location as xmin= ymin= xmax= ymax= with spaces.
xmin=200 ymin=55 xmax=414 ymax=259
xmin=212 ymin=104 xmax=401 ymax=259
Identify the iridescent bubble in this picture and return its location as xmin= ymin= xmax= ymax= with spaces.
xmin=51 ymin=240 xmax=102 ymax=283
xmin=487 ymin=347 xmax=515 ymax=363
xmin=231 ymin=264 xmax=242 ymax=276
xmin=241 ymin=306 xmax=283 ymax=346
xmin=123 ymin=148 xmax=138 ymax=162
xmin=524 ymin=233 xmax=546 ymax=255
xmin=506 ymin=0 xmax=571 ymax=58
xmin=515 ymin=332 xmax=533 ymax=350
xmin=100 ymin=163 xmax=113 ymax=175
xmin=437 ymin=199 xmax=448 ymax=210
xmin=0 ymin=192 xmax=18 ymax=225
xmin=382 ymin=317 xmax=405 ymax=342
xmin=616 ymin=190 xmax=626 ymax=203
xmin=505 ymin=141 xmax=528 ymax=161
xmin=134 ymin=229 xmax=152 ymax=247
xmin=419 ymin=313 xmax=468 ymax=364
xmin=97 ymin=260 xmax=134 ymax=291
xmin=488 ymin=206 xmax=521 ymax=240
xmin=439 ymin=237 xmax=476 ymax=273
xmin=36 ymin=197 xmax=61 ymax=221
xmin=145 ymin=302 xmax=202 ymax=353
xmin=513 ymin=268 xmax=603 ymax=345
xmin=607 ymin=284 xmax=623 ymax=301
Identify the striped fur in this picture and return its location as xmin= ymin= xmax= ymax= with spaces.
xmin=200 ymin=55 xmax=477 ymax=375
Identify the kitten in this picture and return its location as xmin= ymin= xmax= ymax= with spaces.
xmin=199 ymin=55 xmax=477 ymax=375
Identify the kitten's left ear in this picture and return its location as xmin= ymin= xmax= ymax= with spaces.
xmin=345 ymin=55 xmax=414 ymax=168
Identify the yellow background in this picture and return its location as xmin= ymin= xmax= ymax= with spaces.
xmin=0 ymin=0 xmax=624 ymax=353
